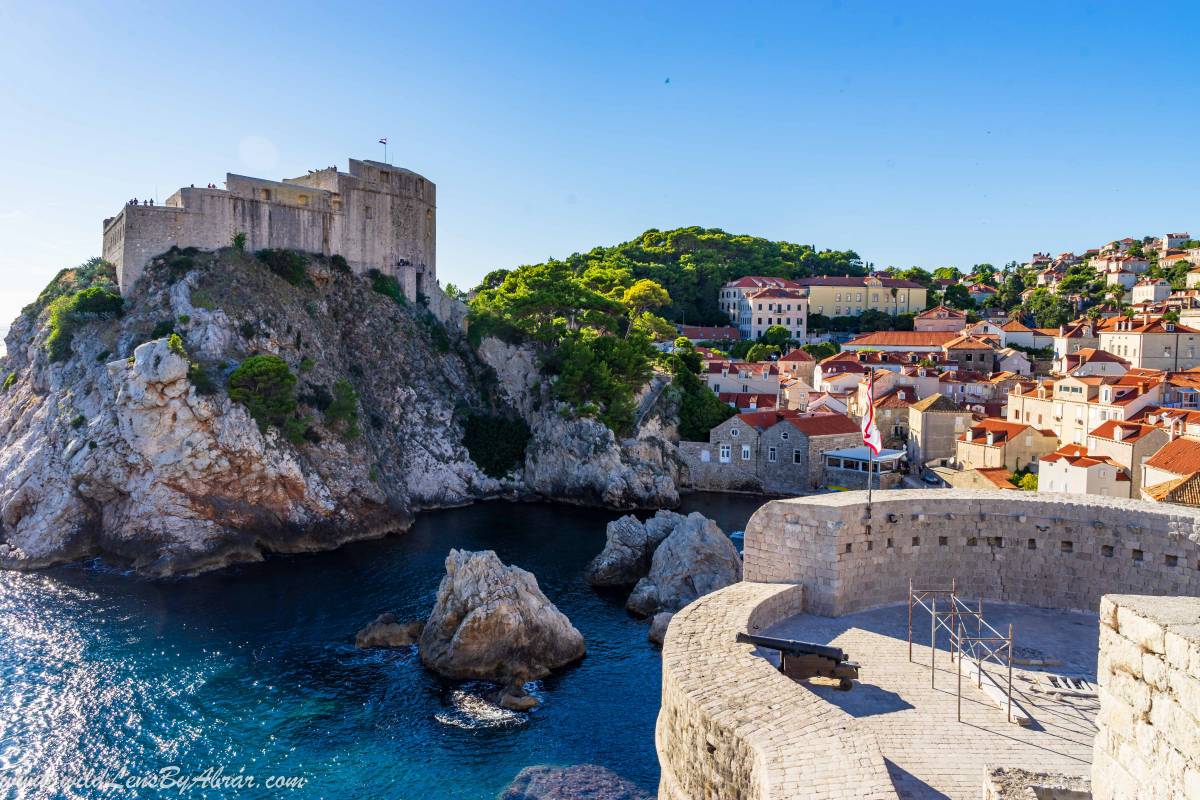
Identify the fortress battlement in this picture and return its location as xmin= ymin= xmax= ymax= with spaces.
xmin=103 ymin=158 xmax=435 ymax=297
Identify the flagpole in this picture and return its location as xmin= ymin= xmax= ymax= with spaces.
xmin=867 ymin=371 xmax=874 ymax=508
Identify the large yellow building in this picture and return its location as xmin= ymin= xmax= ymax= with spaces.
xmin=797 ymin=275 xmax=926 ymax=318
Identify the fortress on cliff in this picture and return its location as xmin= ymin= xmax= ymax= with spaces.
xmin=103 ymin=158 xmax=435 ymax=296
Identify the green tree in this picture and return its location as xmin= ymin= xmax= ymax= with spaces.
xmin=759 ymin=324 xmax=791 ymax=348
xmin=669 ymin=355 xmax=736 ymax=440
xmin=228 ymin=355 xmax=300 ymax=435
xmin=1023 ymin=289 xmax=1072 ymax=328
xmin=802 ymin=341 xmax=839 ymax=360
xmin=942 ymin=284 xmax=975 ymax=310
xmin=1018 ymin=473 xmax=1038 ymax=491
xmin=932 ymin=267 xmax=961 ymax=282
xmin=745 ymin=343 xmax=780 ymax=362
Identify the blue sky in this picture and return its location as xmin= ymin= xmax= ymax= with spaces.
xmin=1 ymin=1 xmax=1197 ymax=330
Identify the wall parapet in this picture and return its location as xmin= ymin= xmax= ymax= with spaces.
xmin=656 ymin=581 xmax=895 ymax=800
xmin=744 ymin=490 xmax=1200 ymax=615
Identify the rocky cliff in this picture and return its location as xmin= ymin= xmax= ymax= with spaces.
xmin=0 ymin=250 xmax=681 ymax=576
xmin=477 ymin=337 xmax=681 ymax=508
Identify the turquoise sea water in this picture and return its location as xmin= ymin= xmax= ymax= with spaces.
xmin=0 ymin=494 xmax=766 ymax=800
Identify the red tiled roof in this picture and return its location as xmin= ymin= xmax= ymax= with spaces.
xmin=960 ymin=417 xmax=1054 ymax=443
xmin=725 ymin=276 xmax=803 ymax=289
xmin=1143 ymin=437 xmax=1200 ymax=476
xmin=1000 ymin=320 xmax=1034 ymax=332
xmin=976 ymin=467 xmax=1019 ymax=490
xmin=780 ymin=348 xmax=815 ymax=362
xmin=846 ymin=331 xmax=959 ymax=347
xmin=1089 ymin=420 xmax=1160 ymax=444
xmin=679 ymin=325 xmax=741 ymax=341
xmin=732 ymin=409 xmax=798 ymax=431
xmin=915 ymin=305 xmax=966 ymax=319
xmin=944 ymin=334 xmax=996 ymax=350
xmin=719 ymin=392 xmax=778 ymax=410
xmin=783 ymin=413 xmax=861 ymax=437
xmin=795 ymin=275 xmax=924 ymax=289
xmin=747 ymin=287 xmax=807 ymax=299
xmin=1041 ymin=445 xmax=1128 ymax=475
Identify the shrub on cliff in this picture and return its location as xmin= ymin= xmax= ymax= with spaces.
xmin=325 ymin=379 xmax=361 ymax=440
xmin=546 ymin=330 xmax=654 ymax=435
xmin=255 ymin=249 xmax=310 ymax=287
xmin=368 ymin=269 xmax=406 ymax=306
xmin=228 ymin=355 xmax=303 ymax=441
xmin=24 ymin=257 xmax=118 ymax=317
xmin=462 ymin=413 xmax=531 ymax=478
xmin=45 ymin=286 xmax=125 ymax=363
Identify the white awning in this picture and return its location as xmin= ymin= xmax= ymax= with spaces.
xmin=822 ymin=446 xmax=906 ymax=464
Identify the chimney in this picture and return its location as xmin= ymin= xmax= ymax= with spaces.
xmin=986 ymin=431 xmax=995 ymax=446
xmin=1113 ymin=426 xmax=1125 ymax=442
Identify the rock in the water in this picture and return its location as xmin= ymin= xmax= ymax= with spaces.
xmin=585 ymin=510 xmax=686 ymax=587
xmin=626 ymin=515 xmax=741 ymax=617
xmin=647 ymin=611 xmax=674 ymax=646
xmin=500 ymin=764 xmax=652 ymax=800
xmin=496 ymin=682 xmax=540 ymax=712
xmin=420 ymin=549 xmax=585 ymax=681
xmin=354 ymin=613 xmax=424 ymax=648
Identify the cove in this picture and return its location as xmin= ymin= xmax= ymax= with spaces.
xmin=0 ymin=493 xmax=766 ymax=799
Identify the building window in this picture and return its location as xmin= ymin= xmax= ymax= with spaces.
xmin=297 ymin=194 xmax=308 ymax=206
xmin=768 ymin=447 xmax=777 ymax=463
xmin=260 ymin=188 xmax=272 ymax=201
xmin=730 ymin=428 xmax=740 ymax=437
xmin=365 ymin=206 xmax=373 ymax=219
xmin=793 ymin=450 xmax=802 ymax=464
xmin=781 ymin=431 xmax=789 ymax=440
xmin=719 ymin=444 xmax=731 ymax=463
xmin=741 ymin=445 xmax=751 ymax=461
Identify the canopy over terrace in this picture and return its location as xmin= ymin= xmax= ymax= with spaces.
xmin=823 ymin=446 xmax=906 ymax=473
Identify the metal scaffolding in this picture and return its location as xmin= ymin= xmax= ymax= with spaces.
xmin=907 ymin=578 xmax=1016 ymax=723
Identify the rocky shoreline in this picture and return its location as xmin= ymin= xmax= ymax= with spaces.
xmin=0 ymin=252 xmax=686 ymax=577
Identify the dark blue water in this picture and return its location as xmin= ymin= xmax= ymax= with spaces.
xmin=0 ymin=494 xmax=766 ymax=800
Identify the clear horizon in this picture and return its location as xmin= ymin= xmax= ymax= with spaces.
xmin=1 ymin=1 xmax=1197 ymax=334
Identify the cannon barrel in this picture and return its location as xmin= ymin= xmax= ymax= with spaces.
xmin=735 ymin=632 xmax=846 ymax=662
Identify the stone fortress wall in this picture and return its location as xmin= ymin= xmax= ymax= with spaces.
xmin=103 ymin=159 xmax=435 ymax=297
xmin=656 ymin=490 xmax=1200 ymax=800
xmin=744 ymin=490 xmax=1200 ymax=615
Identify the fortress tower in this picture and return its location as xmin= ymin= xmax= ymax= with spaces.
xmin=103 ymin=158 xmax=435 ymax=297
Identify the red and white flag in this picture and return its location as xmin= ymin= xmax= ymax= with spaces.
xmin=861 ymin=374 xmax=882 ymax=455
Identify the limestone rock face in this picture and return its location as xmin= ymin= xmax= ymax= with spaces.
xmin=500 ymin=765 xmax=652 ymax=800
xmin=586 ymin=510 xmax=687 ymax=587
xmin=355 ymin=613 xmax=424 ymax=648
xmin=648 ymin=611 xmax=674 ymax=646
xmin=0 ymin=252 xmax=502 ymax=575
xmin=626 ymin=516 xmax=742 ymax=617
xmin=419 ymin=549 xmax=585 ymax=681
xmin=477 ymin=338 xmax=681 ymax=510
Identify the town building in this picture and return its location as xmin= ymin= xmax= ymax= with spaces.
xmin=717 ymin=277 xmax=807 ymax=340
xmin=912 ymin=305 xmax=965 ymax=332
xmin=906 ymin=393 xmax=972 ymax=467
xmin=1085 ymin=419 xmax=1169 ymax=492
xmin=1139 ymin=436 xmax=1200 ymax=496
xmin=955 ymin=418 xmax=1058 ymax=471
xmin=1007 ymin=372 xmax=1163 ymax=445
xmin=1059 ymin=347 xmax=1130 ymax=377
xmin=1038 ymin=444 xmax=1131 ymax=497
xmin=103 ymin=158 xmax=436 ymax=297
xmin=1132 ymin=278 xmax=1172 ymax=305
xmin=1098 ymin=316 xmax=1200 ymax=371
xmin=703 ymin=360 xmax=780 ymax=396
xmin=793 ymin=275 xmax=926 ymax=318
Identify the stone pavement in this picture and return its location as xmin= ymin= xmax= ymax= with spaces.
xmin=763 ymin=602 xmax=1100 ymax=800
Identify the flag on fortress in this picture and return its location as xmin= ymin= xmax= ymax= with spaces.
xmin=861 ymin=376 xmax=882 ymax=455
xmin=379 ymin=137 xmax=387 ymax=145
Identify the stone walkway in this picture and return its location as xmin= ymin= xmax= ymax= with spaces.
xmin=762 ymin=603 xmax=1100 ymax=800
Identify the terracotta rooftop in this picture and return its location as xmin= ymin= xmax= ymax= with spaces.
xmin=1143 ymin=471 xmax=1200 ymax=506
xmin=1088 ymin=420 xmax=1160 ymax=444
xmin=795 ymin=276 xmax=924 ymax=289
xmin=1143 ymin=437 xmax=1200 ymax=477
xmin=1041 ymin=445 xmax=1129 ymax=475
xmin=779 ymin=348 xmax=815 ymax=362
xmin=915 ymin=305 xmax=965 ymax=319
xmin=975 ymin=467 xmax=1018 ymax=490
xmin=783 ymin=413 xmax=861 ymax=437
xmin=725 ymin=276 xmax=803 ymax=290
xmin=719 ymin=392 xmax=778 ymax=410
xmin=678 ymin=325 xmax=742 ymax=341
xmin=845 ymin=331 xmax=959 ymax=348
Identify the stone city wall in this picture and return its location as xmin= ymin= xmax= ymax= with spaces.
xmin=656 ymin=581 xmax=896 ymax=800
xmin=676 ymin=441 xmax=763 ymax=493
xmin=1092 ymin=594 xmax=1200 ymax=800
xmin=743 ymin=490 xmax=1200 ymax=616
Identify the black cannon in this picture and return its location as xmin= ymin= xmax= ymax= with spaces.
xmin=736 ymin=632 xmax=860 ymax=690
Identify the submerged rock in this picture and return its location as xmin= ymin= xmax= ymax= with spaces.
xmin=354 ymin=613 xmax=423 ymax=648
xmin=647 ymin=612 xmax=673 ymax=646
xmin=500 ymin=764 xmax=652 ymax=800
xmin=496 ymin=681 xmax=540 ymax=712
xmin=420 ymin=549 xmax=585 ymax=682
xmin=585 ymin=511 xmax=686 ymax=587
xmin=626 ymin=516 xmax=741 ymax=617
